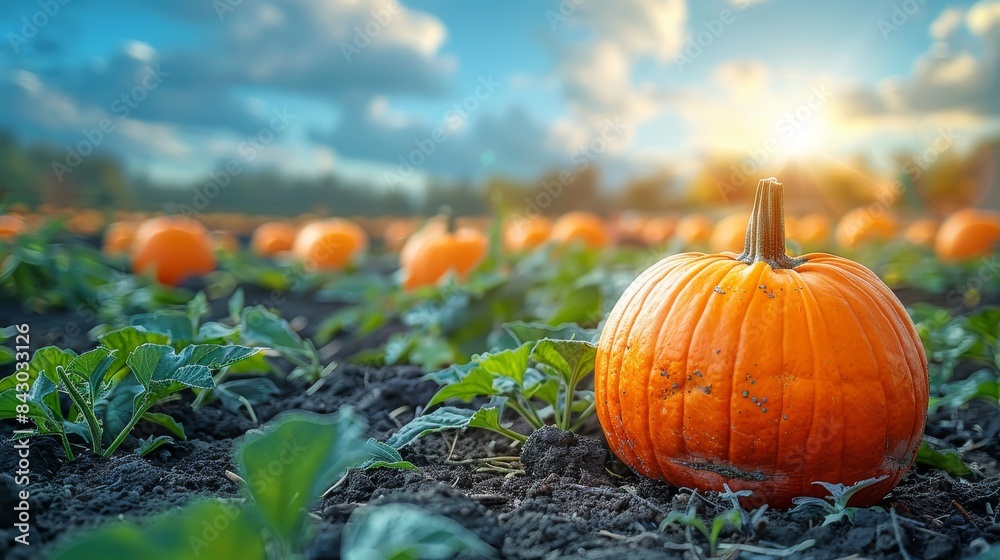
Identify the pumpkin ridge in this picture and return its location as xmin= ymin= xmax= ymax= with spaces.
xmin=818 ymin=263 xmax=924 ymax=480
xmin=811 ymin=270 xmax=893 ymax=488
xmin=604 ymin=255 xmax=681 ymax=470
xmin=637 ymin=255 xmax=722 ymax=474
xmin=724 ymin=260 xmax=772 ymax=470
xmin=660 ymin=257 xmax=743 ymax=472
xmin=793 ymin=272 xmax=843 ymax=490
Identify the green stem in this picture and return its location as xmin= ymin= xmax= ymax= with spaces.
xmin=568 ymin=401 xmax=596 ymax=433
xmin=102 ymin=403 xmax=151 ymax=458
xmin=490 ymin=425 xmax=528 ymax=443
xmin=507 ymin=399 xmax=544 ymax=430
xmin=60 ymin=434 xmax=75 ymax=462
xmin=56 ymin=367 xmax=103 ymax=455
xmin=562 ymin=383 xmax=576 ymax=430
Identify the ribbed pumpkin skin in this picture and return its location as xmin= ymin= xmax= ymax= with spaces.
xmin=596 ymin=240 xmax=927 ymax=508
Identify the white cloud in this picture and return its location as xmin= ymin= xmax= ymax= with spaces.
xmin=931 ymin=7 xmax=964 ymax=39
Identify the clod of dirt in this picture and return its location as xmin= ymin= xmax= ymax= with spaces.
xmin=520 ymin=427 xmax=609 ymax=484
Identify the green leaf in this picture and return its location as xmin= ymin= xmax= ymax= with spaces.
xmin=63 ymin=347 xmax=116 ymax=397
xmin=502 ymin=321 xmax=599 ymax=346
xmin=130 ymin=311 xmax=196 ymax=342
xmin=142 ymin=412 xmax=187 ymax=440
xmin=186 ymin=292 xmax=209 ymax=323
xmin=386 ymin=407 xmax=476 ymax=449
xmin=51 ymin=500 xmax=268 ymax=560
xmin=127 ymin=343 xmax=259 ymax=392
xmin=475 ymin=343 xmax=532 ymax=385
xmin=228 ymin=287 xmax=245 ymax=323
xmin=136 ymin=435 xmax=175 ymax=457
xmin=917 ymin=440 xmax=972 ymax=476
xmin=427 ymin=366 xmax=498 ymax=408
xmin=213 ymin=378 xmax=281 ymax=414
xmin=235 ymin=410 xmax=369 ymax=552
xmin=0 ymin=346 xmax=75 ymax=393
xmin=934 ymin=370 xmax=1000 ymax=411
xmin=410 ymin=335 xmax=454 ymax=371
xmin=358 ymin=438 xmax=417 ymax=471
xmin=98 ymin=327 xmax=171 ymax=377
xmin=342 ymin=503 xmax=494 ymax=560
xmin=530 ymin=339 xmax=597 ymax=389
xmin=240 ymin=305 xmax=305 ymax=352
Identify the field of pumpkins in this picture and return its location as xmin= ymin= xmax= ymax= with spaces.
xmin=2 ymin=177 xmax=1000 ymax=560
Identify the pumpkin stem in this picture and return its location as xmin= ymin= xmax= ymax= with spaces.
xmin=438 ymin=205 xmax=456 ymax=233
xmin=736 ymin=177 xmax=806 ymax=270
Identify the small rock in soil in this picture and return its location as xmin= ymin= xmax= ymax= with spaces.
xmin=519 ymin=426 xmax=608 ymax=483
xmin=924 ymin=535 xmax=958 ymax=560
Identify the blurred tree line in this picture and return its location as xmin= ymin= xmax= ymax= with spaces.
xmin=1 ymin=132 xmax=997 ymax=217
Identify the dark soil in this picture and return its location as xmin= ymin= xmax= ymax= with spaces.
xmin=1 ymin=287 xmax=999 ymax=559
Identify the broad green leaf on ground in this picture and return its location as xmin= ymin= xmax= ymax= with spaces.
xmin=386 ymin=407 xmax=477 ymax=449
xmin=358 ymin=438 xmax=417 ymax=471
xmin=235 ymin=409 xmax=369 ymax=551
xmin=51 ymin=500 xmax=267 ymax=560
xmin=342 ymin=503 xmax=493 ymax=560
xmin=917 ymin=440 xmax=972 ymax=476
xmin=136 ymin=435 xmax=175 ymax=457
xmin=141 ymin=411 xmax=186 ymax=440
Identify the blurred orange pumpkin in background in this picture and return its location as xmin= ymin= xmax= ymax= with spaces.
xmin=401 ymin=215 xmax=487 ymax=290
xmin=612 ymin=213 xmax=647 ymax=245
xmin=935 ymin=208 xmax=1000 ymax=263
xmin=640 ymin=216 xmax=676 ymax=246
xmin=504 ymin=216 xmax=551 ymax=252
xmin=131 ymin=216 xmax=217 ymax=286
xmin=794 ymin=213 xmax=832 ymax=249
xmin=835 ymin=207 xmax=896 ymax=249
xmin=102 ymin=221 xmax=139 ymax=255
xmin=674 ymin=214 xmax=714 ymax=247
xmin=212 ymin=230 xmax=239 ymax=254
xmin=251 ymin=221 xmax=297 ymax=257
xmin=0 ymin=214 xmax=27 ymax=242
xmin=382 ymin=218 xmax=419 ymax=252
xmin=550 ymin=211 xmax=610 ymax=249
xmin=904 ymin=218 xmax=939 ymax=246
xmin=293 ymin=218 xmax=368 ymax=271
xmin=709 ymin=212 xmax=750 ymax=253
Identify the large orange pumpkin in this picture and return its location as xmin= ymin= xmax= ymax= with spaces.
xmin=835 ymin=207 xmax=896 ymax=249
xmin=251 ymin=221 xmax=297 ymax=257
xmin=102 ymin=221 xmax=139 ymax=255
xmin=709 ymin=212 xmax=750 ymax=253
xmin=595 ymin=178 xmax=928 ymax=508
xmin=293 ymin=218 xmax=367 ymax=271
xmin=674 ymin=214 xmax=714 ymax=247
xmin=401 ymin=213 xmax=487 ymax=290
xmin=131 ymin=216 xmax=217 ymax=286
xmin=504 ymin=216 xmax=551 ymax=252
xmin=550 ymin=212 xmax=611 ymax=249
xmin=934 ymin=208 xmax=1000 ymax=263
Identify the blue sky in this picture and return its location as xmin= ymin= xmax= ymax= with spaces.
xmin=1 ymin=0 xmax=998 ymax=191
